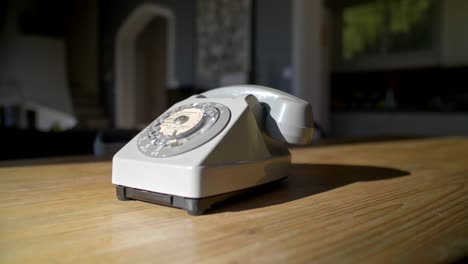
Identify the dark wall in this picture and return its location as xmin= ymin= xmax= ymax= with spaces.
xmin=99 ymin=0 xmax=294 ymax=123
xmin=99 ymin=0 xmax=195 ymax=122
xmin=254 ymin=0 xmax=292 ymax=93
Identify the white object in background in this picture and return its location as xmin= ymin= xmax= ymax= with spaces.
xmin=112 ymin=85 xmax=314 ymax=215
xmin=0 ymin=36 xmax=76 ymax=130
xmin=384 ymin=88 xmax=398 ymax=110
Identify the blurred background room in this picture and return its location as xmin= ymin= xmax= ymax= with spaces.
xmin=1 ymin=0 xmax=468 ymax=160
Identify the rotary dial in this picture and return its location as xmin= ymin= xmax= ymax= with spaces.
xmin=159 ymin=108 xmax=204 ymax=138
xmin=137 ymin=102 xmax=230 ymax=158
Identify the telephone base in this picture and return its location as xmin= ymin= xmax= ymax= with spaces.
xmin=116 ymin=178 xmax=286 ymax=215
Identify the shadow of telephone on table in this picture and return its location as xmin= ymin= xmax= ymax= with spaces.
xmin=211 ymin=164 xmax=410 ymax=213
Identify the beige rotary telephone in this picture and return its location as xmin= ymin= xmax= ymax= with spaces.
xmin=112 ymin=85 xmax=314 ymax=215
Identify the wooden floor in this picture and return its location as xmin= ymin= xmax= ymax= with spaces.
xmin=0 ymin=138 xmax=467 ymax=263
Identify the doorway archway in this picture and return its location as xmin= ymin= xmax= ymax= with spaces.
xmin=115 ymin=4 xmax=176 ymax=128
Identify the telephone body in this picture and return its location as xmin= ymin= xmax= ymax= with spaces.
xmin=112 ymin=85 xmax=314 ymax=215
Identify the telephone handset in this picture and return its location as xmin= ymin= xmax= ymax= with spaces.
xmin=112 ymin=85 xmax=314 ymax=215
xmin=201 ymin=85 xmax=314 ymax=144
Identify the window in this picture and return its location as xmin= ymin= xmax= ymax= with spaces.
xmin=387 ymin=0 xmax=434 ymax=52
xmin=342 ymin=1 xmax=385 ymax=59
xmin=336 ymin=0 xmax=438 ymax=70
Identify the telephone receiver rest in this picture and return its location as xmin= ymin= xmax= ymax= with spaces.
xmin=201 ymin=85 xmax=314 ymax=144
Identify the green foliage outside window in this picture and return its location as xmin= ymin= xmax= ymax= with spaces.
xmin=342 ymin=0 xmax=434 ymax=60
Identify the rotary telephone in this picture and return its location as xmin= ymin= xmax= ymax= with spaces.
xmin=112 ymin=85 xmax=314 ymax=215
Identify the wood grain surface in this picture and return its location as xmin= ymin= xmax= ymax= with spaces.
xmin=1 ymin=138 xmax=467 ymax=263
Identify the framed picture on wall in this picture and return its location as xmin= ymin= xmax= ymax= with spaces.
xmin=196 ymin=0 xmax=252 ymax=89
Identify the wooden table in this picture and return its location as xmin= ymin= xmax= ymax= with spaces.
xmin=1 ymin=138 xmax=467 ymax=263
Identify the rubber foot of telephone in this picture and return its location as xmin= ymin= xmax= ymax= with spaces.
xmin=115 ymin=177 xmax=286 ymax=215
